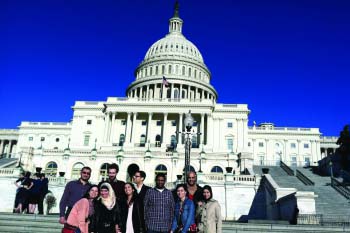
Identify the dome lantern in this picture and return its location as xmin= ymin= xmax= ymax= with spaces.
xmin=169 ymin=1 xmax=183 ymax=35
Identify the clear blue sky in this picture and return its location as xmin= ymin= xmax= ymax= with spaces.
xmin=1 ymin=0 xmax=349 ymax=136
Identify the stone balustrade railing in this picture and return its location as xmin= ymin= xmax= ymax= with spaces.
xmin=0 ymin=168 xmax=16 ymax=177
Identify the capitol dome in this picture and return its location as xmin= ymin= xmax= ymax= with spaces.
xmin=126 ymin=2 xmax=217 ymax=101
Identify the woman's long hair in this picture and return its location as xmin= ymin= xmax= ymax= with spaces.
xmin=202 ymin=185 xmax=213 ymax=202
xmin=125 ymin=182 xmax=137 ymax=206
xmin=99 ymin=182 xmax=116 ymax=210
xmin=82 ymin=185 xmax=99 ymax=199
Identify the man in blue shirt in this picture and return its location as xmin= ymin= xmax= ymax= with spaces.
xmin=59 ymin=166 xmax=92 ymax=224
xmin=144 ymin=173 xmax=175 ymax=233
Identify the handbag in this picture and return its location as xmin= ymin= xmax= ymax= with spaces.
xmin=61 ymin=223 xmax=80 ymax=233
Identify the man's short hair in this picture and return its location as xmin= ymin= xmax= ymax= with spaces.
xmin=108 ymin=163 xmax=119 ymax=173
xmin=155 ymin=173 xmax=166 ymax=181
xmin=81 ymin=166 xmax=92 ymax=172
xmin=137 ymin=170 xmax=146 ymax=179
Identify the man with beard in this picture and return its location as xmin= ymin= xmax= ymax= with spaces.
xmin=59 ymin=166 xmax=92 ymax=224
xmin=98 ymin=163 xmax=126 ymax=201
xmin=144 ymin=173 xmax=174 ymax=233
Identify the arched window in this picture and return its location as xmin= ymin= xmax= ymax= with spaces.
xmin=166 ymin=88 xmax=171 ymax=98
xmin=182 ymin=66 xmax=185 ymax=75
xmin=156 ymin=66 xmax=159 ymax=75
xmin=100 ymin=163 xmax=109 ymax=181
xmin=174 ymin=89 xmax=179 ymax=99
xmin=211 ymin=166 xmax=223 ymax=173
xmin=183 ymin=165 xmax=195 ymax=173
xmin=155 ymin=164 xmax=167 ymax=177
xmin=45 ymin=161 xmax=57 ymax=177
xmin=155 ymin=135 xmax=161 ymax=147
xmin=71 ymin=162 xmax=84 ymax=179
xmin=188 ymin=68 xmax=191 ymax=77
xmin=119 ymin=134 xmax=125 ymax=146
xmin=168 ymin=65 xmax=172 ymax=74
xmin=150 ymin=67 xmax=153 ymax=75
xmin=182 ymin=90 xmax=186 ymax=99
xmin=162 ymin=65 xmax=165 ymax=75
xmin=140 ymin=134 xmax=146 ymax=147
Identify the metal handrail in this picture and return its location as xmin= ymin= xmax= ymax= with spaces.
xmin=280 ymin=161 xmax=294 ymax=176
xmin=331 ymin=177 xmax=350 ymax=199
xmin=296 ymin=169 xmax=314 ymax=185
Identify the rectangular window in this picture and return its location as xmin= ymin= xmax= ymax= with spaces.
xmin=304 ymin=143 xmax=309 ymax=149
xmin=248 ymin=142 xmax=251 ymax=147
xmin=259 ymin=142 xmax=264 ymax=147
xmin=56 ymin=138 xmax=60 ymax=142
xmin=28 ymin=136 xmax=33 ymax=141
xmin=142 ymin=120 xmax=147 ymax=126
xmin=41 ymin=137 xmax=45 ymax=142
xmin=227 ymin=122 xmax=233 ymax=128
xmin=291 ymin=143 xmax=296 ymax=149
xmin=291 ymin=156 xmax=297 ymax=167
xmin=171 ymin=120 xmax=177 ymax=126
xmin=121 ymin=120 xmax=126 ymax=125
xmin=87 ymin=120 xmax=92 ymax=125
xmin=84 ymin=135 xmax=90 ymax=146
xmin=193 ymin=121 xmax=198 ymax=127
xmin=227 ymin=139 xmax=233 ymax=151
xmin=156 ymin=120 xmax=162 ymax=126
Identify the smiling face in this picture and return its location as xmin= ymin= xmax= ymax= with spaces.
xmin=108 ymin=168 xmax=117 ymax=181
xmin=100 ymin=188 xmax=109 ymax=199
xmin=124 ymin=183 xmax=134 ymax=197
xmin=80 ymin=168 xmax=91 ymax=182
xmin=203 ymin=189 xmax=211 ymax=200
xmin=177 ymin=187 xmax=186 ymax=200
xmin=186 ymin=172 xmax=197 ymax=186
xmin=89 ymin=187 xmax=99 ymax=199
xmin=133 ymin=172 xmax=141 ymax=184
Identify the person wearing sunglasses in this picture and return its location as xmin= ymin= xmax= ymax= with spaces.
xmin=59 ymin=167 xmax=92 ymax=225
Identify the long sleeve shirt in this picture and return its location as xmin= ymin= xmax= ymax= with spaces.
xmin=144 ymin=188 xmax=174 ymax=232
xmin=59 ymin=180 xmax=91 ymax=217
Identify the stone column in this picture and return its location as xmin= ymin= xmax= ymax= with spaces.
xmin=178 ymin=113 xmax=183 ymax=145
xmin=195 ymin=87 xmax=198 ymax=99
xmin=171 ymin=83 xmax=174 ymax=99
xmin=162 ymin=113 xmax=168 ymax=147
xmin=125 ymin=112 xmax=132 ymax=144
xmin=103 ymin=112 xmax=110 ymax=143
xmin=179 ymin=84 xmax=183 ymax=99
xmin=236 ymin=119 xmax=240 ymax=151
xmin=109 ymin=113 xmax=117 ymax=143
xmin=131 ymin=113 xmax=138 ymax=145
xmin=140 ymin=86 xmax=144 ymax=99
xmin=207 ymin=113 xmax=213 ymax=146
xmin=146 ymin=113 xmax=153 ymax=142
xmin=283 ymin=139 xmax=288 ymax=162
xmin=146 ymin=85 xmax=150 ymax=99
xmin=200 ymin=114 xmax=205 ymax=146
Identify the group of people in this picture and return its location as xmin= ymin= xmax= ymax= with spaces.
xmin=59 ymin=163 xmax=222 ymax=233
xmin=13 ymin=171 xmax=49 ymax=214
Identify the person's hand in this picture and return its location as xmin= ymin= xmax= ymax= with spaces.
xmin=197 ymin=201 xmax=203 ymax=207
xmin=59 ymin=216 xmax=66 ymax=224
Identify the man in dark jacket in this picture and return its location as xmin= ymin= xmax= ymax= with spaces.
xmin=98 ymin=163 xmax=126 ymax=201
xmin=133 ymin=170 xmax=150 ymax=203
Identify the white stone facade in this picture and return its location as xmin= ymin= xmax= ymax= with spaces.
xmin=1 ymin=7 xmax=334 ymax=185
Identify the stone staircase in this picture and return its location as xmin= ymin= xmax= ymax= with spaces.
xmin=0 ymin=158 xmax=17 ymax=168
xmin=254 ymin=166 xmax=350 ymax=216
xmin=0 ymin=212 xmax=61 ymax=233
xmin=0 ymin=212 xmax=349 ymax=233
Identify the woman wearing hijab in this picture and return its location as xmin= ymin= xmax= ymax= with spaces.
xmin=196 ymin=185 xmax=222 ymax=233
xmin=65 ymin=185 xmax=99 ymax=233
xmin=170 ymin=184 xmax=195 ymax=233
xmin=120 ymin=182 xmax=145 ymax=233
xmin=91 ymin=183 xmax=122 ymax=233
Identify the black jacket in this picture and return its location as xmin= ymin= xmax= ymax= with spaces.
xmin=120 ymin=197 xmax=146 ymax=233
xmin=90 ymin=199 xmax=122 ymax=233
xmin=138 ymin=184 xmax=150 ymax=204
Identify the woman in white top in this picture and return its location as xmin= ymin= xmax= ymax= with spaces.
xmin=120 ymin=182 xmax=145 ymax=233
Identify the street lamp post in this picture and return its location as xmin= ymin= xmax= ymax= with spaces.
xmin=183 ymin=111 xmax=194 ymax=183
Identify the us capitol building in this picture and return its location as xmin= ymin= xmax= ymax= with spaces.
xmin=0 ymin=5 xmax=336 ymax=185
